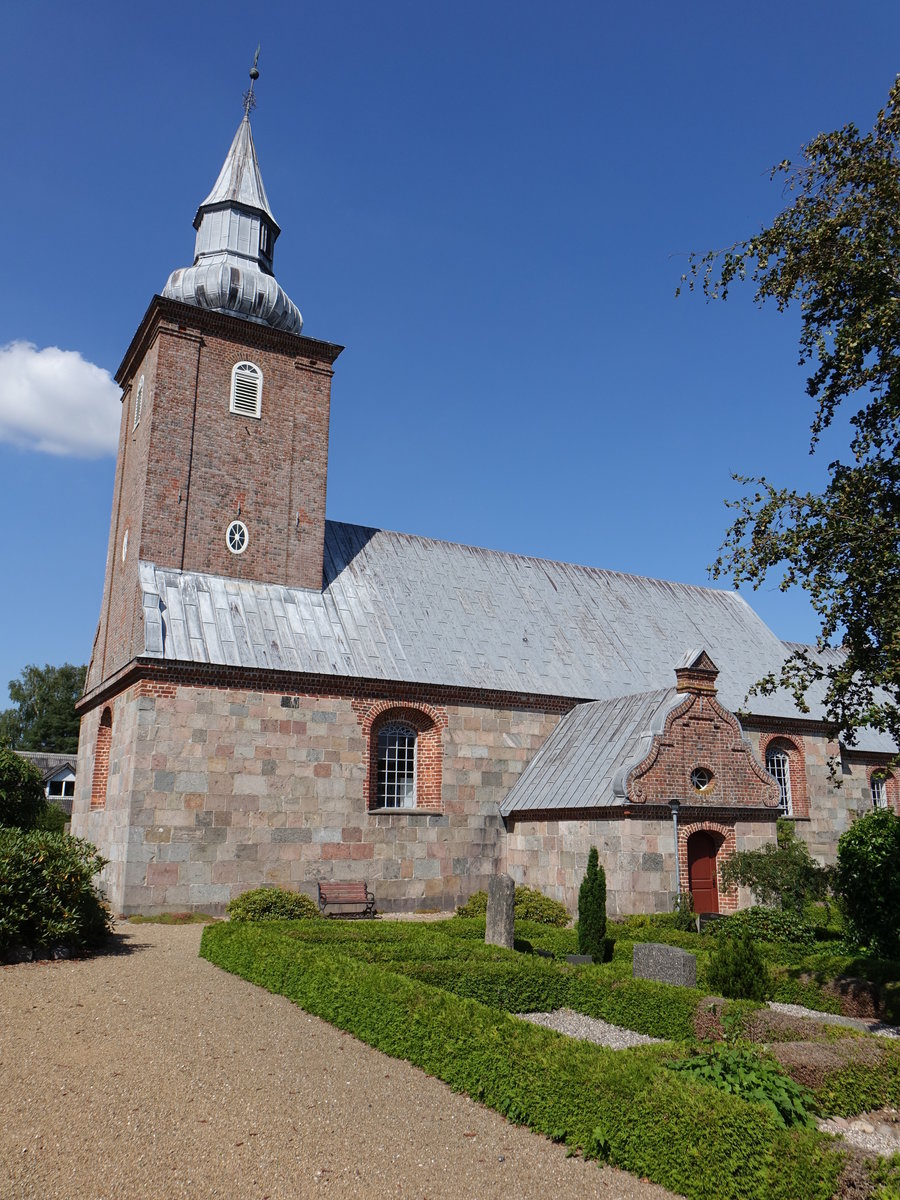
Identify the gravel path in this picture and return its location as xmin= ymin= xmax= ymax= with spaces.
xmin=0 ymin=924 xmax=679 ymax=1200
xmin=518 ymin=1009 xmax=664 ymax=1048
xmin=767 ymin=1001 xmax=900 ymax=1039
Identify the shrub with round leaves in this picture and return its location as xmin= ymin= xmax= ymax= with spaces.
xmin=836 ymin=808 xmax=900 ymax=957
xmin=226 ymin=886 xmax=321 ymax=921
xmin=0 ymin=826 xmax=111 ymax=955
xmin=455 ymin=886 xmax=569 ymax=926
xmin=714 ymin=906 xmax=815 ymax=947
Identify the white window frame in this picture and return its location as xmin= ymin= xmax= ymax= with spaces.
xmin=132 ymin=375 xmax=145 ymax=430
xmin=766 ymin=748 xmax=793 ymax=817
xmin=226 ymin=520 xmax=249 ymax=555
xmin=871 ymin=774 xmax=889 ymax=809
xmin=376 ymin=722 xmax=417 ymax=809
xmin=230 ymin=361 xmax=263 ymax=419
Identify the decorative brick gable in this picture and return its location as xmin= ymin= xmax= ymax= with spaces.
xmin=625 ymin=691 xmax=780 ymax=809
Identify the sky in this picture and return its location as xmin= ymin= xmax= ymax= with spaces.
xmin=1 ymin=0 xmax=898 ymax=696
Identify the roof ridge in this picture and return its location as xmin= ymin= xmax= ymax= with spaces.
xmin=324 ymin=518 xmax=741 ymax=600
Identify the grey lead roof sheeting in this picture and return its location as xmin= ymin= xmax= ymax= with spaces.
xmin=500 ymin=690 xmax=680 ymax=815
xmin=138 ymin=520 xmax=892 ymax=748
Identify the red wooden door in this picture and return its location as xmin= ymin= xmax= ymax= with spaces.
xmin=687 ymin=831 xmax=719 ymax=914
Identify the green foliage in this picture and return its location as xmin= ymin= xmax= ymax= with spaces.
xmin=836 ymin=808 xmax=900 ymax=957
xmin=707 ymin=933 xmax=772 ymax=1001
xmin=720 ymin=819 xmax=831 ymax=917
xmin=0 ymin=826 xmax=111 ymax=955
xmin=680 ymin=79 xmax=900 ymax=748
xmin=672 ymin=892 xmax=696 ymax=932
xmin=715 ymin=906 xmax=816 ymax=947
xmin=577 ymin=846 xmax=607 ymax=960
xmin=0 ymin=663 xmax=86 ymax=753
xmin=36 ymin=803 xmax=68 ymax=834
xmin=129 ymin=912 xmax=218 ymax=925
xmin=454 ymin=886 xmax=569 ymax=927
xmin=226 ymin=886 xmax=321 ymax=921
xmin=667 ymin=1047 xmax=817 ymax=1129
xmin=513 ymin=886 xmax=570 ymax=927
xmin=0 ymin=747 xmax=49 ymax=830
xmin=201 ymin=921 xmax=843 ymax=1200
xmin=813 ymin=1042 xmax=900 ymax=1117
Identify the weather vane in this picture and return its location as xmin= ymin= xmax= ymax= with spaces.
xmin=242 ymin=45 xmax=261 ymax=117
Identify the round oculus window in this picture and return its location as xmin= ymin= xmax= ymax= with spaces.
xmin=690 ymin=767 xmax=714 ymax=793
xmin=226 ymin=520 xmax=248 ymax=555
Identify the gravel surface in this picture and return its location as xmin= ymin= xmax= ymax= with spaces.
xmin=0 ymin=924 xmax=680 ymax=1200
xmin=767 ymin=1001 xmax=900 ymax=1038
xmin=518 ymin=1009 xmax=664 ymax=1049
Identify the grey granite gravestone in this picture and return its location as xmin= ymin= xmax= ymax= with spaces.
xmin=632 ymin=942 xmax=697 ymax=988
xmin=485 ymin=874 xmax=515 ymax=949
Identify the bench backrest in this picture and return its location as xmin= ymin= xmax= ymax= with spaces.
xmin=319 ymin=882 xmax=369 ymax=901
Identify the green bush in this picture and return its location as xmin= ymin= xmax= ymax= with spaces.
xmin=672 ymin=892 xmax=696 ymax=932
xmin=836 ymin=808 xmax=900 ymax=957
xmin=667 ymin=1046 xmax=817 ymax=1129
xmin=454 ymin=886 xmax=569 ymax=927
xmin=0 ymin=747 xmax=48 ymax=830
xmin=36 ymin=803 xmax=69 ymax=834
xmin=707 ymin=933 xmax=772 ymax=1001
xmin=226 ymin=886 xmax=321 ymax=921
xmin=715 ymin=906 xmax=816 ymax=947
xmin=720 ymin=818 xmax=831 ymax=916
xmin=200 ymin=921 xmax=843 ymax=1200
xmin=577 ymin=846 xmax=607 ymax=960
xmin=0 ymin=827 xmax=111 ymax=955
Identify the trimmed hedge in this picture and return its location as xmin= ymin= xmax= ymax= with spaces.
xmin=200 ymin=922 xmax=843 ymax=1200
xmin=0 ymin=826 xmax=111 ymax=955
xmin=455 ymin=886 xmax=570 ymax=927
xmin=227 ymin=886 xmax=321 ymax=921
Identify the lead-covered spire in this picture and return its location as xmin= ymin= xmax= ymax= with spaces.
xmin=162 ymin=55 xmax=303 ymax=334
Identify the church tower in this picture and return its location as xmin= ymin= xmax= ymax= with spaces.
xmin=87 ymin=68 xmax=342 ymax=691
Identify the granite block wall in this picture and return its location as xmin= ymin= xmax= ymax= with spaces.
xmin=74 ymin=681 xmax=560 ymax=915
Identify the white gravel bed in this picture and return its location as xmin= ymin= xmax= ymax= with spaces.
xmin=518 ymin=1008 xmax=664 ymax=1048
xmin=767 ymin=1001 xmax=900 ymax=1038
xmin=818 ymin=1113 xmax=900 ymax=1157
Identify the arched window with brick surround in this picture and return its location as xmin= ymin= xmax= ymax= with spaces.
xmin=869 ymin=768 xmax=898 ymax=811
xmin=91 ymin=707 xmax=112 ymax=809
xmin=357 ymin=701 xmax=447 ymax=813
xmin=377 ymin=721 xmax=417 ymax=808
xmin=763 ymin=736 xmax=806 ymax=818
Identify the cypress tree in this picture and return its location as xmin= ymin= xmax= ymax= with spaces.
xmin=577 ymin=845 xmax=607 ymax=961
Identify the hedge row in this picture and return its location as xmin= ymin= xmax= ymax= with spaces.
xmin=200 ymin=922 xmax=843 ymax=1200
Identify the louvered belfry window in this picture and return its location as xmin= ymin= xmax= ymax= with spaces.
xmin=230 ymin=361 xmax=263 ymax=418
xmin=132 ymin=374 xmax=145 ymax=430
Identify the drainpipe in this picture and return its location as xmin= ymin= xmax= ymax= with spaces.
xmin=669 ymin=799 xmax=681 ymax=894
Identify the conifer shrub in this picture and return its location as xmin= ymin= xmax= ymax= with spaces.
xmin=577 ymin=846 xmax=607 ymax=961
xmin=0 ymin=827 xmax=111 ymax=957
xmin=226 ymin=886 xmax=321 ymax=921
xmin=672 ymin=892 xmax=696 ymax=932
xmin=707 ymin=932 xmax=772 ymax=1001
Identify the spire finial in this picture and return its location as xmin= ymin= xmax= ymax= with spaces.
xmin=242 ymin=45 xmax=261 ymax=118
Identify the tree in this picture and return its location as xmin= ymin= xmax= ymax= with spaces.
xmin=577 ymin=845 xmax=607 ymax=961
xmin=720 ymin=818 xmax=831 ymax=916
xmin=0 ymin=663 xmax=87 ymax=754
xmin=835 ymin=808 xmax=900 ymax=957
xmin=0 ymin=748 xmax=47 ymax=830
xmin=679 ymin=78 xmax=900 ymax=750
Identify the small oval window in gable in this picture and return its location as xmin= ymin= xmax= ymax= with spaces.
xmin=132 ymin=374 xmax=145 ymax=430
xmin=230 ymin=361 xmax=262 ymax=419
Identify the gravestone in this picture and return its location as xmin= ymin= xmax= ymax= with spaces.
xmin=633 ymin=942 xmax=697 ymax=988
xmin=485 ymin=874 xmax=515 ymax=949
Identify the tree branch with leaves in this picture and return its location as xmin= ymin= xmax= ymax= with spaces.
xmin=679 ymin=78 xmax=900 ymax=748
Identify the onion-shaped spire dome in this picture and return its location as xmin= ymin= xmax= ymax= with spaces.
xmin=163 ymin=55 xmax=303 ymax=334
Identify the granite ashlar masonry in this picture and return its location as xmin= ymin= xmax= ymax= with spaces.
xmin=77 ymin=682 xmax=561 ymax=914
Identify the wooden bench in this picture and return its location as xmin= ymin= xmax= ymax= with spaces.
xmin=318 ymin=881 xmax=376 ymax=918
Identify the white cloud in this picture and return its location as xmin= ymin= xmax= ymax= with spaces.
xmin=0 ymin=341 xmax=120 ymax=457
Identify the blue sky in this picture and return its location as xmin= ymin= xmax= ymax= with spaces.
xmin=1 ymin=0 xmax=898 ymax=696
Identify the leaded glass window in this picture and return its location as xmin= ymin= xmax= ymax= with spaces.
xmin=376 ymin=722 xmax=417 ymax=808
